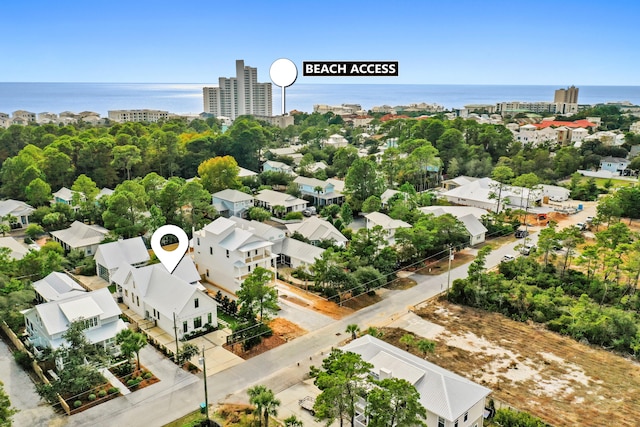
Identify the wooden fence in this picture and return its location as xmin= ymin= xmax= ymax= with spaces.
xmin=1 ymin=321 xmax=71 ymax=415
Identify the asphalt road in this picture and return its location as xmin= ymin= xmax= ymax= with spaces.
xmin=66 ymin=230 xmax=540 ymax=427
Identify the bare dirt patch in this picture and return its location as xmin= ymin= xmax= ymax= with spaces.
xmin=386 ymin=277 xmax=417 ymax=290
xmin=224 ymin=318 xmax=306 ymax=359
xmin=414 ymin=251 xmax=475 ymax=275
xmin=386 ymin=301 xmax=640 ymax=427
xmin=278 ymin=281 xmax=353 ymax=319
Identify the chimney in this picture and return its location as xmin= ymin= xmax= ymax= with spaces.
xmin=379 ymin=368 xmax=392 ymax=380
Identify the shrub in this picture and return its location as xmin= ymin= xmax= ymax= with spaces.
xmin=143 ymin=372 xmax=153 ymax=379
xmin=108 ymin=387 xmax=119 ymax=394
xmin=13 ymin=350 xmax=33 ymax=370
xmin=126 ymin=379 xmax=137 ymax=387
xmin=73 ymin=400 xmax=82 ymax=408
xmin=283 ymin=211 xmax=303 ymax=220
xmin=88 ymin=394 xmax=96 ymax=401
xmin=98 ymin=390 xmax=107 ymax=398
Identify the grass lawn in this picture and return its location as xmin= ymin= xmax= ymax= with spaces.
xmin=162 ymin=408 xmax=210 ymax=427
xmin=568 ymin=176 xmax=638 ymax=189
xmin=217 ymin=311 xmax=239 ymax=326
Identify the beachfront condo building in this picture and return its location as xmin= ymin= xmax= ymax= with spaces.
xmin=203 ymin=60 xmax=272 ymax=121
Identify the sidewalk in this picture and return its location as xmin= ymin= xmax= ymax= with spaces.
xmin=100 ymin=368 xmax=130 ymax=396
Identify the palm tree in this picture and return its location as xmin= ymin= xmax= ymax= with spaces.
xmin=273 ymin=204 xmax=286 ymax=218
xmin=345 ymin=324 xmax=360 ymax=340
xmin=284 ymin=415 xmax=303 ymax=427
xmin=365 ymin=326 xmax=383 ymax=338
xmin=417 ymin=339 xmax=436 ymax=358
xmin=399 ymin=333 xmax=415 ymax=351
xmin=314 ymin=185 xmax=323 ymax=205
xmin=248 ymin=385 xmax=281 ymax=427
xmin=116 ymin=329 xmax=148 ymax=370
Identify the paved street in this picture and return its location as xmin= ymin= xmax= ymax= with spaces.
xmin=65 ymin=229 xmax=538 ymax=427
xmin=10 ymin=204 xmax=599 ymax=427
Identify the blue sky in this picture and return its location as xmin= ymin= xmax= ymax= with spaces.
xmin=2 ymin=0 xmax=638 ymax=85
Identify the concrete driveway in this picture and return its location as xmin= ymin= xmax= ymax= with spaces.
xmin=0 ymin=338 xmax=60 ymax=426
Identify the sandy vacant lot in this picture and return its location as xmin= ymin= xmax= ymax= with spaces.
xmin=384 ymin=300 xmax=640 ymax=427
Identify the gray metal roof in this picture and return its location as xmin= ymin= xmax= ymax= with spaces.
xmin=342 ymin=335 xmax=491 ymax=422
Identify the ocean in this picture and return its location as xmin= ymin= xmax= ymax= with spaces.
xmin=1 ymin=83 xmax=639 ymax=117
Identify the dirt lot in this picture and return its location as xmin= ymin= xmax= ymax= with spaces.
xmin=383 ymin=300 xmax=640 ymax=427
xmin=224 ymin=318 xmax=307 ymax=359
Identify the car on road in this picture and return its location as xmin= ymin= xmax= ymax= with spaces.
xmin=576 ymin=222 xmax=587 ymax=231
xmin=501 ymin=254 xmax=516 ymax=262
xmin=520 ymin=244 xmax=536 ymax=255
xmin=515 ymin=229 xmax=529 ymax=238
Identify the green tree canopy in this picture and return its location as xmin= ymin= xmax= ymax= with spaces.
xmin=237 ymin=267 xmax=278 ymax=322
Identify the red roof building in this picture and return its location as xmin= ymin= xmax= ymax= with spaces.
xmin=533 ymin=119 xmax=597 ymax=129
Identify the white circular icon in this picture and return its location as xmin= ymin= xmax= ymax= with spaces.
xmin=270 ymin=58 xmax=298 ymax=87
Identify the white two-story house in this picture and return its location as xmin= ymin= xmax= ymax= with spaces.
xmin=364 ymin=212 xmax=411 ymax=246
xmin=212 ymin=189 xmax=254 ymax=218
xmin=111 ymin=263 xmax=217 ymax=340
xmin=193 ymin=217 xmax=277 ymax=294
xmin=23 ymin=287 xmax=127 ymax=363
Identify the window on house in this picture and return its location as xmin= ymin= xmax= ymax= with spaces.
xmin=183 ymin=321 xmax=188 ymax=333
xmin=248 ymin=265 xmax=251 ymax=272
xmin=455 ymin=421 xmax=458 ymax=427
xmin=194 ymin=316 xmax=202 ymax=329
xmin=131 ymin=292 xmax=135 ymax=301
xmin=210 ymin=247 xmax=213 ymax=255
xmin=208 ymin=312 xmax=212 ymax=324
xmin=156 ymin=311 xmax=160 ymax=319
xmin=206 ymin=269 xmax=209 ymax=277
xmin=255 ymin=250 xmax=258 ymax=255
xmin=125 ymin=290 xmax=128 ymax=297
xmin=226 ymin=250 xmax=229 ymax=258
xmin=194 ymin=298 xmax=199 ymax=308
xmin=197 ymin=237 xmax=200 ymax=246
xmin=438 ymin=417 xmax=445 ymax=427
xmin=464 ymin=412 xmax=468 ymax=422
xmin=136 ymin=296 xmax=140 ymax=306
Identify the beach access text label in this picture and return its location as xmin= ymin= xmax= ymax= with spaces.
xmin=302 ymin=61 xmax=398 ymax=77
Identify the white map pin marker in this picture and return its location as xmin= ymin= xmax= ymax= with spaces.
xmin=151 ymin=224 xmax=189 ymax=274
xmin=270 ymin=58 xmax=297 ymax=115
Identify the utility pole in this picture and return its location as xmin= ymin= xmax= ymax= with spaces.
xmin=446 ymin=245 xmax=453 ymax=297
xmin=173 ymin=312 xmax=179 ymax=363
xmin=199 ymin=345 xmax=210 ymax=425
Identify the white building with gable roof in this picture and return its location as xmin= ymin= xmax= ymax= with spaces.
xmin=194 ymin=216 xmax=325 ymax=291
xmin=23 ymin=287 xmax=127 ymax=362
xmin=0 ymin=199 xmax=34 ymax=229
xmin=32 ymin=272 xmax=86 ymax=304
xmin=94 ymin=237 xmax=151 ymax=283
xmin=342 ymin=335 xmax=491 ymax=427
xmin=364 ymin=212 xmax=411 ymax=245
xmin=254 ymin=189 xmax=307 ymax=215
xmin=286 ymin=216 xmax=348 ymax=247
xmin=418 ymin=206 xmax=489 ymax=246
xmin=111 ymin=263 xmax=216 ymax=340
xmin=50 ymin=221 xmax=109 ymax=256
xmin=193 ymin=217 xmax=277 ymax=293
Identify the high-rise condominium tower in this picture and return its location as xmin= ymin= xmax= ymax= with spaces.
xmin=554 ymin=85 xmax=579 ymax=104
xmin=203 ymin=60 xmax=272 ymax=120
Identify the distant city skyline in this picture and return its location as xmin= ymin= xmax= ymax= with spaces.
xmin=2 ymin=0 xmax=639 ymax=86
